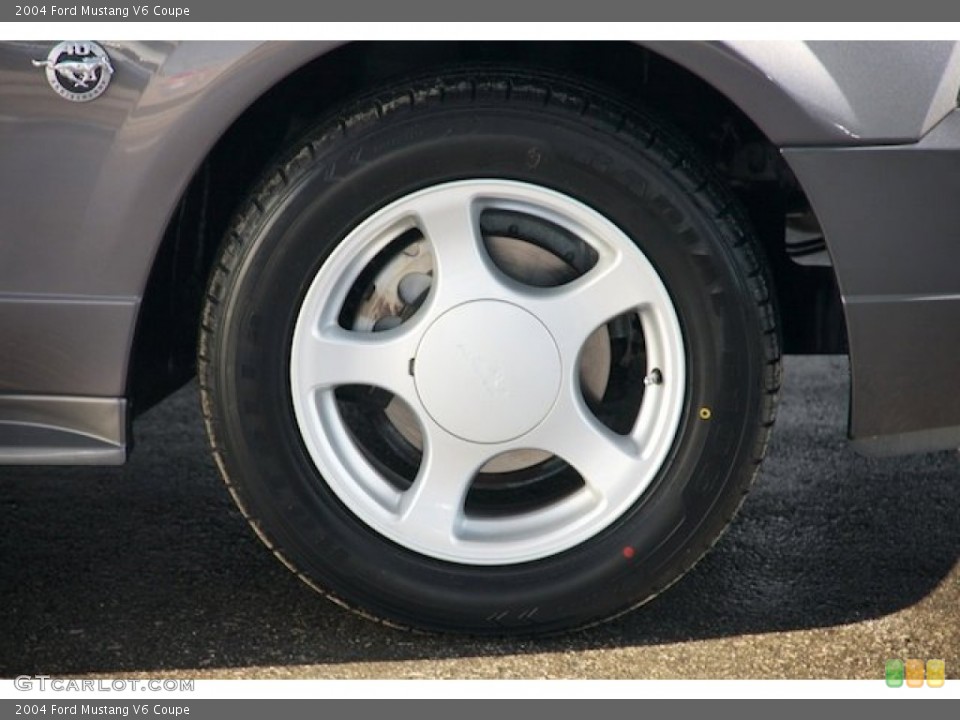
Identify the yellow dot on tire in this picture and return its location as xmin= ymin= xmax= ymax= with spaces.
xmin=699 ymin=407 xmax=712 ymax=420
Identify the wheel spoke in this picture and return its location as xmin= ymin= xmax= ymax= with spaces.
xmin=530 ymin=252 xmax=654 ymax=352
xmin=413 ymin=189 xmax=504 ymax=307
xmin=295 ymin=324 xmax=418 ymax=402
xmin=397 ymin=430 xmax=491 ymax=548
xmin=531 ymin=392 xmax=647 ymax=504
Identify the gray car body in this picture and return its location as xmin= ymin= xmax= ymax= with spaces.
xmin=2 ymin=40 xmax=960 ymax=463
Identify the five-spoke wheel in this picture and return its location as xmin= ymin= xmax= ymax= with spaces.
xmin=290 ymin=180 xmax=685 ymax=564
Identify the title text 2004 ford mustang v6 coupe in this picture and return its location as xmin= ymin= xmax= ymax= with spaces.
xmin=2 ymin=40 xmax=958 ymax=633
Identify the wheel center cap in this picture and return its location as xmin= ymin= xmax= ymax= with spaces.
xmin=414 ymin=301 xmax=561 ymax=444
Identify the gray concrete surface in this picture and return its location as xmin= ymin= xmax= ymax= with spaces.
xmin=0 ymin=357 xmax=957 ymax=679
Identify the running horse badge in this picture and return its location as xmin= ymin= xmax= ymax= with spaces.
xmin=33 ymin=42 xmax=114 ymax=102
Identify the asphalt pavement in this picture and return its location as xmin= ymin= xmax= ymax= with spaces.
xmin=1 ymin=357 xmax=957 ymax=679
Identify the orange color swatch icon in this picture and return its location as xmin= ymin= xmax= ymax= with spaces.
xmin=905 ymin=659 xmax=925 ymax=687
xmin=926 ymin=659 xmax=945 ymax=688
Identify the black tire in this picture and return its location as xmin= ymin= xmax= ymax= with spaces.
xmin=199 ymin=70 xmax=780 ymax=634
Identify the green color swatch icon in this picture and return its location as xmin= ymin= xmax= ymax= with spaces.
xmin=886 ymin=659 xmax=905 ymax=687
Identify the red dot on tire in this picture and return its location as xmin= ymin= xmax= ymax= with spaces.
xmin=622 ymin=547 xmax=635 ymax=559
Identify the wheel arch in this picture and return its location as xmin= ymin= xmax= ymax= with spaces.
xmin=129 ymin=40 xmax=848 ymax=414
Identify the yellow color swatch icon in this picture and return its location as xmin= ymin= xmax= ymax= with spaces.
xmin=926 ymin=659 xmax=945 ymax=688
xmin=905 ymin=659 xmax=925 ymax=687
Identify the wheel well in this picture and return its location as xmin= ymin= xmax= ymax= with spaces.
xmin=129 ymin=41 xmax=847 ymax=415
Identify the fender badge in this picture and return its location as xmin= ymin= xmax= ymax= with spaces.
xmin=32 ymin=41 xmax=113 ymax=103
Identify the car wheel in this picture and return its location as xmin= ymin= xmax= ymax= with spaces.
xmin=199 ymin=71 xmax=780 ymax=634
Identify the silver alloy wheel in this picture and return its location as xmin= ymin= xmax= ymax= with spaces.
xmin=290 ymin=180 xmax=685 ymax=565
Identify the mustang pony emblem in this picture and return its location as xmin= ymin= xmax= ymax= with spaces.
xmin=32 ymin=42 xmax=113 ymax=102
xmin=33 ymin=56 xmax=112 ymax=89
